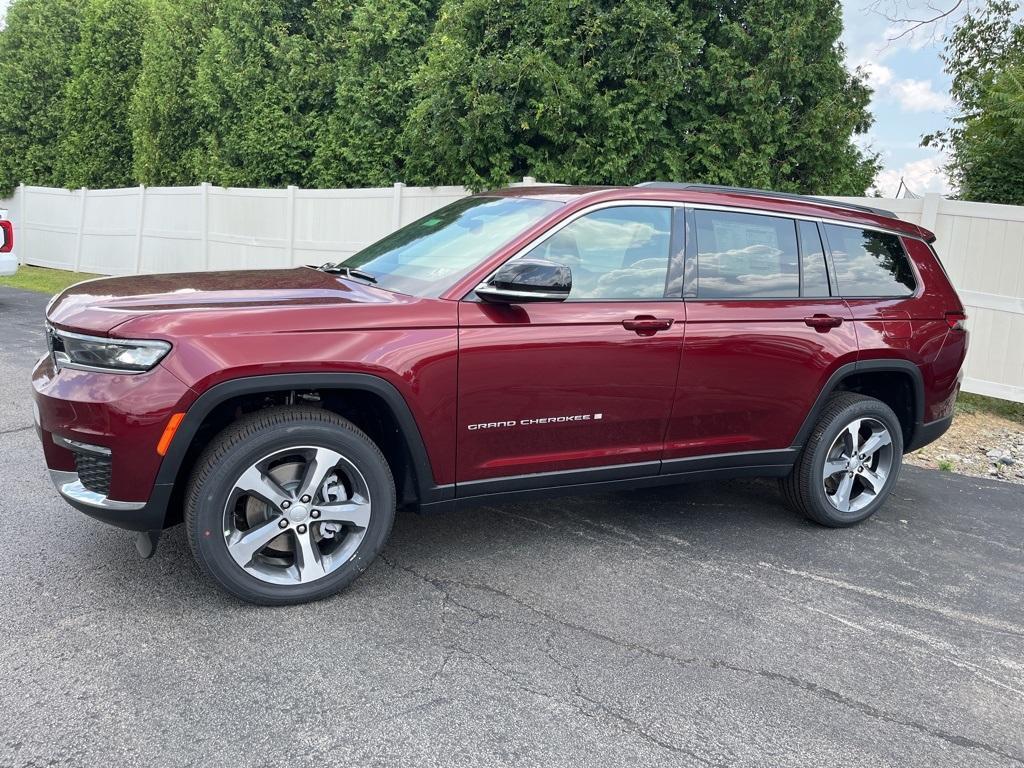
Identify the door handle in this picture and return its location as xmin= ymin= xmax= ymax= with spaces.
xmin=804 ymin=314 xmax=844 ymax=331
xmin=622 ymin=316 xmax=674 ymax=336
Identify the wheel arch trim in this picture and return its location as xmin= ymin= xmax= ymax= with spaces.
xmin=791 ymin=359 xmax=925 ymax=450
xmin=154 ymin=372 xmax=451 ymax=511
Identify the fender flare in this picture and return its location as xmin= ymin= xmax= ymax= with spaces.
xmin=790 ymin=359 xmax=925 ymax=449
xmin=154 ymin=372 xmax=451 ymax=507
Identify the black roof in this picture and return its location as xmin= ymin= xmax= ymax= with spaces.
xmin=634 ymin=182 xmax=896 ymax=220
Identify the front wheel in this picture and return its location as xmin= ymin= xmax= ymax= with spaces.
xmin=185 ymin=407 xmax=395 ymax=605
xmin=780 ymin=393 xmax=903 ymax=527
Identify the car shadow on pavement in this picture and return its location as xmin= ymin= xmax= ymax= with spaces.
xmin=107 ymin=477 xmax=806 ymax=606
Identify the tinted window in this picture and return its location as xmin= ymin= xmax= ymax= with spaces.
xmin=798 ymin=220 xmax=830 ymax=297
xmin=694 ymin=210 xmax=799 ymax=298
xmin=341 ymin=196 xmax=561 ymax=297
xmin=522 ymin=206 xmax=671 ymax=300
xmin=823 ymin=225 xmax=916 ymax=297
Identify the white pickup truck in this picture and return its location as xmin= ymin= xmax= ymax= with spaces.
xmin=0 ymin=217 xmax=14 ymax=276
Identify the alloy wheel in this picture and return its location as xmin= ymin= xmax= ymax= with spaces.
xmin=222 ymin=446 xmax=372 ymax=585
xmin=822 ymin=417 xmax=894 ymax=514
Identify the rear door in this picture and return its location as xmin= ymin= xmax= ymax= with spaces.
xmin=457 ymin=204 xmax=685 ymax=490
xmin=664 ymin=207 xmax=857 ymax=466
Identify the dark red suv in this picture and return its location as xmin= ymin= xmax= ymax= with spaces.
xmin=32 ymin=183 xmax=968 ymax=604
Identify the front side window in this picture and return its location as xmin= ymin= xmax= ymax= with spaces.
xmin=339 ymin=196 xmax=562 ymax=297
xmin=520 ymin=206 xmax=672 ymax=300
xmin=823 ymin=224 xmax=916 ymax=297
xmin=694 ymin=210 xmax=800 ymax=298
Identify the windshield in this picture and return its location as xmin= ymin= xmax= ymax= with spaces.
xmin=337 ymin=197 xmax=562 ymax=297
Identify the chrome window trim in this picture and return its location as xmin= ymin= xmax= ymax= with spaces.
xmin=469 ymin=198 xmax=926 ymax=300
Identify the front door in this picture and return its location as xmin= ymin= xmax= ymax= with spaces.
xmin=457 ymin=204 xmax=684 ymax=491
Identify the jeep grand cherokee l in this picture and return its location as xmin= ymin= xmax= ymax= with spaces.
xmin=32 ymin=183 xmax=968 ymax=605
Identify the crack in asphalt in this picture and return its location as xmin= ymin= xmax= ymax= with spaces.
xmin=379 ymin=554 xmax=1024 ymax=766
xmin=0 ymin=425 xmax=32 ymax=436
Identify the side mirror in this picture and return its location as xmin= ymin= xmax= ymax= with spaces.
xmin=475 ymin=259 xmax=571 ymax=303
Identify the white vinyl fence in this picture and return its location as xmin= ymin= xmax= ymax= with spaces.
xmin=2 ymin=183 xmax=1023 ymax=403
xmin=2 ymin=182 xmax=468 ymax=275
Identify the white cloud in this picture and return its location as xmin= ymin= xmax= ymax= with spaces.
xmin=871 ymin=154 xmax=952 ymax=197
xmin=860 ymin=62 xmax=894 ymax=89
xmin=888 ymin=78 xmax=951 ymax=112
xmin=855 ymin=61 xmax=950 ymax=114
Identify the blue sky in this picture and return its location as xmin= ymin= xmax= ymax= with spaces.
xmin=840 ymin=0 xmax=959 ymax=196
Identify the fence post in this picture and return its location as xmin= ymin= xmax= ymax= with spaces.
xmin=201 ymin=182 xmax=210 ymax=270
xmin=286 ymin=184 xmax=297 ymax=266
xmin=133 ymin=184 xmax=147 ymax=274
xmin=17 ymin=183 xmax=26 ymax=266
xmin=73 ymin=187 xmax=88 ymax=273
xmin=920 ymin=193 xmax=941 ymax=233
xmin=392 ymin=182 xmax=405 ymax=230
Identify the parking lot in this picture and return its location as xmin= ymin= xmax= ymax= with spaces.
xmin=1 ymin=285 xmax=1022 ymax=767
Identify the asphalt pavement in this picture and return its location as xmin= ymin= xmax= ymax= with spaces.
xmin=1 ymin=285 xmax=1022 ymax=767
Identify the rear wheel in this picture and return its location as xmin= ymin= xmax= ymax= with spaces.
xmin=185 ymin=407 xmax=395 ymax=605
xmin=780 ymin=393 xmax=903 ymax=527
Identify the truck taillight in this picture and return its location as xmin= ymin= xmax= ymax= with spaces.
xmin=945 ymin=310 xmax=967 ymax=331
xmin=0 ymin=220 xmax=12 ymax=253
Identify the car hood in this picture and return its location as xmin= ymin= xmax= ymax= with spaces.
xmin=46 ymin=268 xmax=404 ymax=335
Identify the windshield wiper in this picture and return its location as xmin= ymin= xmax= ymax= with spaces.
xmin=316 ymin=263 xmax=377 ymax=283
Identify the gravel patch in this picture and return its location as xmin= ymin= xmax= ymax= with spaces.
xmin=907 ymin=410 xmax=1024 ymax=485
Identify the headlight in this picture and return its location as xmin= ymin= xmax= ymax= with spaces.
xmin=48 ymin=327 xmax=171 ymax=373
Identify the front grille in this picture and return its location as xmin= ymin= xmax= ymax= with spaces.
xmin=75 ymin=452 xmax=112 ymax=496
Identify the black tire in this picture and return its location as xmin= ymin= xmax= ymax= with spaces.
xmin=780 ymin=392 xmax=904 ymax=527
xmin=185 ymin=406 xmax=395 ymax=605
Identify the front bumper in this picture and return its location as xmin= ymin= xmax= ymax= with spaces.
xmin=33 ymin=352 xmax=194 ymax=531
xmin=45 ymin=467 xmax=174 ymax=531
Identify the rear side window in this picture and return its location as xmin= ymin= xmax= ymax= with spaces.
xmin=823 ymin=224 xmax=916 ymax=297
xmin=798 ymin=221 xmax=830 ymax=297
xmin=694 ymin=210 xmax=799 ymax=298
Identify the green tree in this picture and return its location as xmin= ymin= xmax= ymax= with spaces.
xmin=129 ymin=0 xmax=214 ymax=185
xmin=190 ymin=0 xmax=339 ymax=187
xmin=953 ymin=62 xmax=1024 ymax=204
xmin=311 ymin=0 xmax=437 ymax=187
xmin=929 ymin=1 xmax=1024 ymax=204
xmin=57 ymin=0 xmax=148 ymax=188
xmin=0 ymin=0 xmax=83 ymax=193
xmin=682 ymin=0 xmax=878 ymax=194
xmin=402 ymin=0 xmax=878 ymax=193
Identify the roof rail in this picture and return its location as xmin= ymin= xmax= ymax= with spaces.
xmin=634 ymin=182 xmax=897 ymax=219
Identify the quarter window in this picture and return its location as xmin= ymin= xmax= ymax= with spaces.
xmin=823 ymin=225 xmax=916 ymax=297
xmin=694 ymin=210 xmax=799 ymax=298
xmin=522 ymin=206 xmax=671 ymax=300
